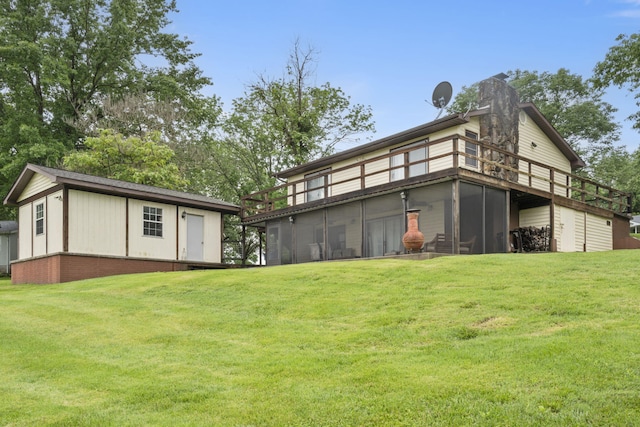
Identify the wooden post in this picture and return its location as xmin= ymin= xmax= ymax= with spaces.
xmin=452 ymin=137 xmax=459 ymax=169
xmin=291 ymin=184 xmax=297 ymax=207
xmin=452 ymin=179 xmax=459 ymax=255
xmin=241 ymin=224 xmax=246 ymax=267
xmin=549 ymin=199 xmax=555 ymax=252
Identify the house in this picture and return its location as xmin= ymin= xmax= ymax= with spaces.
xmin=3 ymin=164 xmax=240 ymax=284
xmin=0 ymin=221 xmax=18 ymax=275
xmin=241 ymin=76 xmax=640 ymax=265
xmin=631 ymin=215 xmax=640 ymax=234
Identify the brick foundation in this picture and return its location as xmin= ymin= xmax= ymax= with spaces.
xmin=10 ymin=253 xmax=219 ymax=284
xmin=613 ymin=215 xmax=640 ymax=250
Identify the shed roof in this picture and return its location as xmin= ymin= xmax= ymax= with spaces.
xmin=3 ymin=164 xmax=240 ymax=214
xmin=0 ymin=220 xmax=18 ymax=234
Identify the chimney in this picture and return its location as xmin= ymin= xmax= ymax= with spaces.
xmin=478 ymin=75 xmax=520 ymax=182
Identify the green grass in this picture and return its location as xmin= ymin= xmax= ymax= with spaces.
xmin=2 ymin=251 xmax=640 ymax=426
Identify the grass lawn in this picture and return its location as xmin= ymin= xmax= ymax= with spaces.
xmin=1 ymin=251 xmax=640 ymax=426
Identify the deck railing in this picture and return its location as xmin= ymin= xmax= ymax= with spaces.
xmin=241 ymin=134 xmax=631 ymax=218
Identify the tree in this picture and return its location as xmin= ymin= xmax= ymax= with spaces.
xmin=0 ymin=0 xmax=210 ymax=217
xmin=224 ymin=40 xmax=375 ymax=181
xmin=63 ymin=129 xmax=187 ymax=190
xmin=448 ymin=69 xmax=620 ymax=160
xmin=70 ymin=92 xmax=223 ymax=195
xmin=593 ymin=33 xmax=640 ymax=130
xmin=590 ymin=146 xmax=640 ymax=213
xmin=207 ymin=40 xmax=376 ymax=264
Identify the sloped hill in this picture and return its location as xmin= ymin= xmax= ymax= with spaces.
xmin=1 ymin=251 xmax=640 ymax=426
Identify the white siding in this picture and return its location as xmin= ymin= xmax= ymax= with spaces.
xmin=519 ymin=206 xmax=550 ymax=228
xmin=67 ymin=190 xmax=126 ymax=257
xmin=519 ymin=113 xmax=571 ymax=172
xmin=574 ymin=211 xmax=586 ymax=252
xmin=177 ymin=207 xmax=222 ymax=263
xmin=18 ymin=204 xmax=32 ymax=259
xmin=128 ymin=199 xmax=177 ymax=260
xmin=430 ymin=140 xmax=454 ymax=172
xmin=332 ymin=168 xmax=361 ymax=195
xmin=554 ymin=206 xmax=611 ymax=252
xmin=557 ymin=206 xmax=577 ymax=252
xmin=46 ymin=191 xmax=64 ymax=253
xmin=364 ymin=158 xmax=389 ymax=188
xmin=518 ymin=111 xmax=575 ymax=197
xmin=17 ymin=173 xmax=56 ymax=202
xmin=586 ymin=213 xmax=612 ymax=252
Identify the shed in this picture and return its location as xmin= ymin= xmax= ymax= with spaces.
xmin=3 ymin=164 xmax=240 ymax=284
xmin=0 ymin=221 xmax=18 ymax=275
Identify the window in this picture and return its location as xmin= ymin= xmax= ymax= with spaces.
xmin=35 ymin=203 xmax=44 ymax=235
xmin=305 ymin=169 xmax=330 ymax=202
xmin=143 ymin=206 xmax=163 ymax=237
xmin=390 ymin=140 xmax=428 ymax=181
xmin=465 ymin=130 xmax=479 ymax=168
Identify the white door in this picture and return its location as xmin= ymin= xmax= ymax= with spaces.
xmin=186 ymin=214 xmax=204 ymax=261
xmin=560 ymin=207 xmax=576 ymax=252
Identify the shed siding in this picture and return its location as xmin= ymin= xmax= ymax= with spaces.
xmin=586 ymin=213 xmax=613 ymax=251
xmin=68 ymin=190 xmax=126 ymax=257
xmin=574 ymin=211 xmax=586 ymax=252
xmin=18 ymin=204 xmax=32 ymax=259
xmin=177 ymin=207 xmax=222 ymax=263
xmin=128 ymin=199 xmax=177 ymax=260
xmin=47 ymin=191 xmax=64 ymax=253
xmin=17 ymin=173 xmax=56 ymax=202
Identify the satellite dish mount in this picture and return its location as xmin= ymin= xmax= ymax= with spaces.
xmin=430 ymin=81 xmax=453 ymax=119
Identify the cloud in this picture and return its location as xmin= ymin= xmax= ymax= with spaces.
xmin=609 ymin=0 xmax=640 ymax=18
xmin=611 ymin=9 xmax=640 ymax=17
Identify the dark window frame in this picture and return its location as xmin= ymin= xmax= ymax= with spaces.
xmin=465 ymin=130 xmax=479 ymax=168
xmin=390 ymin=139 xmax=429 ymax=182
xmin=305 ymin=168 xmax=331 ymax=202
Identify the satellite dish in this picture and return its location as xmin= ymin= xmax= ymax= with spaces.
xmin=432 ymin=81 xmax=453 ymax=109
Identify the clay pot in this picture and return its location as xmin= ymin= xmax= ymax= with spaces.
xmin=402 ymin=209 xmax=425 ymax=252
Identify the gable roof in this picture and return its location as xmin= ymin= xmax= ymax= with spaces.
xmin=276 ymin=102 xmax=584 ymax=179
xmin=3 ymin=164 xmax=240 ymax=214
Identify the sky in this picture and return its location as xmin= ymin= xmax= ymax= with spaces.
xmin=168 ymin=0 xmax=640 ymax=152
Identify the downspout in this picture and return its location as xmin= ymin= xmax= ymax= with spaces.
xmin=401 ymin=191 xmax=408 ymax=233
xmin=241 ymin=224 xmax=246 ymax=267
